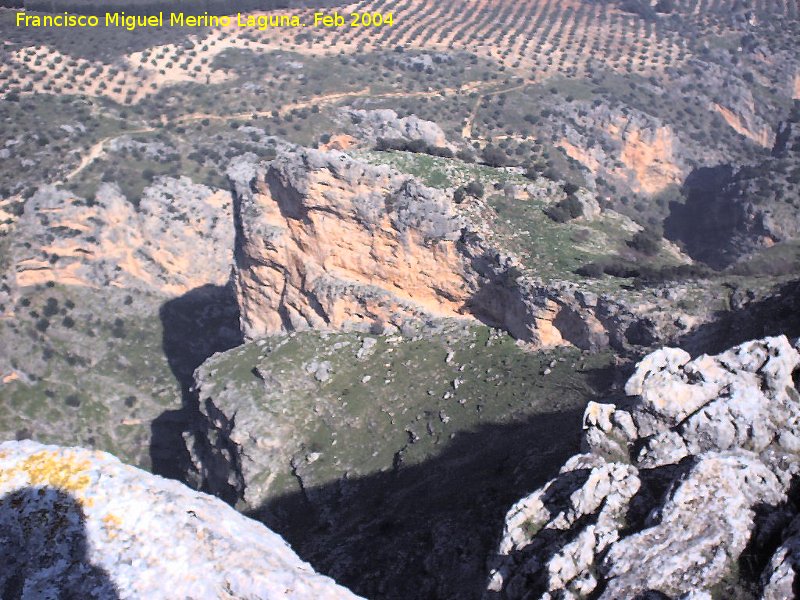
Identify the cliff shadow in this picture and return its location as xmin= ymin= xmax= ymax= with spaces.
xmin=149 ymin=282 xmax=243 ymax=486
xmin=677 ymin=278 xmax=800 ymax=356
xmin=249 ymin=408 xmax=587 ymax=600
xmin=0 ymin=486 xmax=120 ymax=599
xmin=460 ymin=245 xmax=541 ymax=344
xmin=663 ymin=164 xmax=738 ymax=270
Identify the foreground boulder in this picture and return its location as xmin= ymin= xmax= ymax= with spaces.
xmin=0 ymin=440 xmax=361 ymax=599
xmin=487 ymin=335 xmax=800 ymax=598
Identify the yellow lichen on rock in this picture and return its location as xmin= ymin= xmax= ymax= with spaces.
xmin=102 ymin=512 xmax=124 ymax=539
xmin=7 ymin=450 xmax=92 ymax=494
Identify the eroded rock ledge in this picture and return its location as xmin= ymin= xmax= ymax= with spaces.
xmin=227 ymin=147 xmax=472 ymax=339
xmin=226 ymin=147 xmax=639 ymax=351
xmin=0 ymin=440 xmax=361 ymax=599
xmin=11 ymin=178 xmax=234 ymax=295
xmin=487 ymin=335 xmax=800 ymax=599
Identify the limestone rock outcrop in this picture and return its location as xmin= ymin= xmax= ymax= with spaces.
xmin=228 ymin=148 xmax=470 ymax=339
xmin=343 ymin=108 xmax=449 ymax=148
xmin=11 ymin=177 xmax=234 ymax=295
xmin=227 ymin=147 xmax=642 ymax=351
xmin=762 ymin=514 xmax=800 ymax=599
xmin=0 ymin=440 xmax=361 ymax=599
xmin=557 ymin=104 xmax=692 ymax=196
xmin=487 ymin=335 xmax=800 ymax=599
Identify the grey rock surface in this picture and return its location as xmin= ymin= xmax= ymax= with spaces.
xmin=10 ymin=177 xmax=234 ymax=295
xmin=761 ymin=514 xmax=800 ymax=600
xmin=343 ymin=108 xmax=449 ymax=147
xmin=487 ymin=335 xmax=800 ymax=599
xmin=0 ymin=440 xmax=361 ymax=599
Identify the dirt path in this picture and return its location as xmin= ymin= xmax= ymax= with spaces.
xmin=170 ymin=81 xmax=492 ymax=125
xmin=62 ymin=127 xmax=154 ymax=183
xmin=462 ymin=82 xmax=532 ymax=140
xmin=170 ymin=89 xmax=373 ymax=125
xmin=60 ymin=81 xmax=500 ymax=184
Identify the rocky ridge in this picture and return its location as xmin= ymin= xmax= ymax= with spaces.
xmin=0 ymin=440 xmax=361 ymax=599
xmin=487 ymin=335 xmax=800 ymax=599
xmin=226 ymin=146 xmax=648 ymax=351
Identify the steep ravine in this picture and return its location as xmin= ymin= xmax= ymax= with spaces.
xmin=151 ymin=145 xmax=800 ymax=597
xmin=665 ymin=112 xmax=800 ymax=269
xmin=179 ymin=146 xmax=646 ymax=502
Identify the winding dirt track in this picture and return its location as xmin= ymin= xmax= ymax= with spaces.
xmin=170 ymin=80 xmax=490 ymax=124
xmin=462 ymin=82 xmax=532 ymax=139
xmin=62 ymin=81 xmax=500 ymax=182
xmin=62 ymin=128 xmax=154 ymax=183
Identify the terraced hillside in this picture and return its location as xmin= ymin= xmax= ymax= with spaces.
xmin=4 ymin=0 xmax=797 ymax=214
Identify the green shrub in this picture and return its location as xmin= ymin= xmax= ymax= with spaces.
xmin=482 ymin=145 xmax=508 ymax=167
xmin=629 ymin=228 xmax=662 ymax=256
xmin=465 ymin=181 xmax=485 ymax=198
xmin=546 ymin=195 xmax=583 ymax=223
xmin=456 ymin=149 xmax=476 ymax=163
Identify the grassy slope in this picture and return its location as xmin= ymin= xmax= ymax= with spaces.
xmin=0 ymin=284 xmax=179 ymax=468
xmin=198 ymin=324 xmax=614 ymax=500
xmin=194 ymin=325 xmax=614 ymax=599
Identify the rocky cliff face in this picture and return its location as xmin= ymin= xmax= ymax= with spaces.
xmin=0 ymin=176 xmax=240 ymax=473
xmin=227 ymin=147 xmax=644 ymax=351
xmin=227 ymin=149 xmax=471 ymax=339
xmin=558 ymin=105 xmax=689 ymax=196
xmin=487 ymin=335 xmax=800 ymax=599
xmin=10 ymin=177 xmax=234 ymax=295
xmin=0 ymin=440 xmax=361 ymax=599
